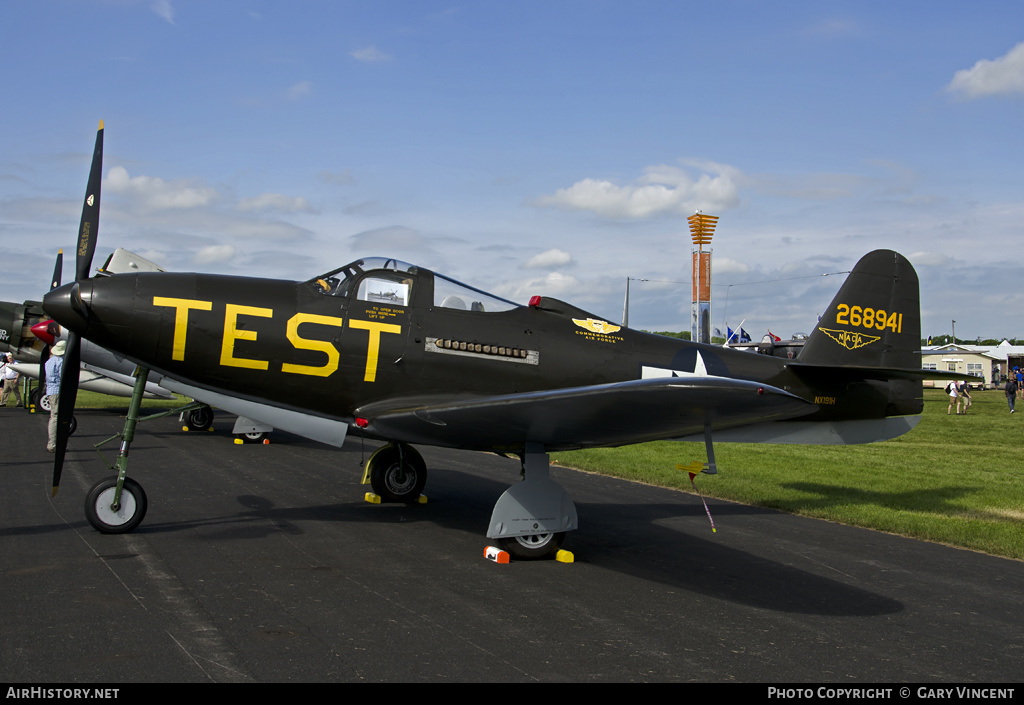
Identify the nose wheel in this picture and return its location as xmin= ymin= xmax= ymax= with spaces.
xmin=84 ymin=476 xmax=148 ymax=534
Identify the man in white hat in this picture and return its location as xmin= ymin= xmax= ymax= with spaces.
xmin=45 ymin=340 xmax=66 ymax=452
xmin=1 ymin=353 xmax=21 ymax=407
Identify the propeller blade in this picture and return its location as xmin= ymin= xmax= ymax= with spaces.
xmin=51 ymin=249 xmax=63 ymax=290
xmin=52 ymin=121 xmax=103 ymax=496
xmin=51 ymin=333 xmax=80 ymax=496
xmin=75 ymin=122 xmax=103 ymax=282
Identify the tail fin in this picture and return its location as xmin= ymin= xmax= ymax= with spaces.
xmin=798 ymin=250 xmax=920 ymax=369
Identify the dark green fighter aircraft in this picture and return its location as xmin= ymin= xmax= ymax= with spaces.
xmin=42 ymin=124 xmax=946 ymax=558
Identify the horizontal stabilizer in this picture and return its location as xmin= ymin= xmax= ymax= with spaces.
xmin=673 ymin=415 xmax=921 ymax=445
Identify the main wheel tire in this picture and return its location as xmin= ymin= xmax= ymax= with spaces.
xmin=497 ymin=532 xmax=566 ymax=560
xmin=84 ymin=477 xmax=148 ymax=534
xmin=368 ymin=443 xmax=427 ymax=502
xmin=30 ymin=388 xmax=49 ymax=411
xmin=185 ymin=405 xmax=214 ymax=431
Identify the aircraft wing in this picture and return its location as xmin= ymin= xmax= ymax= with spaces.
xmin=356 ymin=377 xmax=818 ymax=452
xmin=11 ymin=361 xmax=172 ymax=399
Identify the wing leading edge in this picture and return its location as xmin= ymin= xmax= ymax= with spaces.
xmin=356 ymin=376 xmax=818 ymax=453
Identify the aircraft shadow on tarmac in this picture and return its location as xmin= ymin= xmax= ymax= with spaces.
xmin=133 ymin=462 xmax=904 ymax=619
xmin=19 ymin=411 xmax=904 ymax=619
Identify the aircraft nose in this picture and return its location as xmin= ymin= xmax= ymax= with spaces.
xmin=0 ymin=301 xmax=19 ymax=353
xmin=43 ymin=281 xmax=93 ymax=335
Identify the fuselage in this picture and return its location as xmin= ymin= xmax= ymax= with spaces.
xmin=42 ymin=258 xmax=906 ymax=428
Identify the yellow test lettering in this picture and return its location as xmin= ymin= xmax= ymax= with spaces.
xmin=283 ymin=313 xmax=344 ymax=377
xmin=348 ymin=319 xmax=402 ymax=382
xmin=152 ymin=296 xmax=214 ymax=361
xmin=221 ymin=303 xmax=273 ymax=370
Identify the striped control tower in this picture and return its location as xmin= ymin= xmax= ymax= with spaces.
xmin=688 ymin=212 xmax=718 ymax=344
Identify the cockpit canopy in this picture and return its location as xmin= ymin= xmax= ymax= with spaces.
xmin=309 ymin=257 xmax=520 ymax=313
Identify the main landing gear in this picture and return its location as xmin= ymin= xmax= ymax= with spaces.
xmin=487 ymin=443 xmax=577 ymax=559
xmin=363 ymin=441 xmax=578 ymax=560
xmin=362 ymin=442 xmax=428 ymax=503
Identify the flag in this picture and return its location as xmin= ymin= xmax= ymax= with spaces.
xmin=739 ymin=327 xmax=751 ymax=343
xmin=768 ymin=330 xmax=781 ymax=343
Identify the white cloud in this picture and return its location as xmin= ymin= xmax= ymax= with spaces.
xmin=194 ymin=244 xmax=236 ymax=265
xmin=535 ymin=160 xmax=741 ymax=218
xmin=502 ymin=271 xmax=581 ymax=301
xmin=151 ymin=0 xmax=175 ymax=25
xmin=237 ymin=193 xmax=315 ymax=213
xmin=908 ymin=251 xmax=957 ymax=267
xmin=350 ymin=46 xmax=393 ymax=63
xmin=947 ymin=42 xmax=1024 ymax=99
xmin=523 ymin=249 xmax=573 ymax=269
xmin=714 ymin=257 xmax=751 ymax=275
xmin=349 ymin=225 xmax=422 ymax=250
xmin=287 ymin=81 xmax=312 ymax=100
xmin=105 ymin=166 xmax=219 ymax=210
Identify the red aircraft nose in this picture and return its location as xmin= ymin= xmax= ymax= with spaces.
xmin=30 ymin=320 xmax=60 ymax=346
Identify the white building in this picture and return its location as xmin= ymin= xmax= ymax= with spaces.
xmin=921 ymin=341 xmax=1024 ymax=389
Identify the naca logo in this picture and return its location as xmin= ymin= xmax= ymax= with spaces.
xmin=818 ymin=327 xmax=880 ymax=350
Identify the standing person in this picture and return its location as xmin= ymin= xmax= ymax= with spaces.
xmin=1 ymin=353 xmax=22 ymax=407
xmin=45 ymin=341 xmax=66 ymax=452
xmin=1017 ymin=368 xmax=1023 ymax=400
xmin=958 ymin=380 xmax=973 ymax=414
xmin=947 ymin=380 xmax=960 ymax=415
xmin=1007 ymin=374 xmax=1018 ymax=414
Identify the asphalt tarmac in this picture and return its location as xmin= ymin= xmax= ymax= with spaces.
xmin=1 ymin=406 xmax=1022 ymax=683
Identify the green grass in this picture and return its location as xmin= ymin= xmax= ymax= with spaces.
xmin=553 ymin=389 xmax=1024 ymax=560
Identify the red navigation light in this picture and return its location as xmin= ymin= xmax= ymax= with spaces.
xmin=355 ymin=418 xmax=369 ymax=428
xmin=529 ymin=296 xmax=542 ymax=308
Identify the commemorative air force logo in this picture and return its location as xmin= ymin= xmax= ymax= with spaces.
xmin=573 ymin=318 xmax=621 ymax=335
xmin=818 ymin=327 xmax=880 ymax=350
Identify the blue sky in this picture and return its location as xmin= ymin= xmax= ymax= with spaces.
xmin=2 ymin=1 xmax=1023 ymax=341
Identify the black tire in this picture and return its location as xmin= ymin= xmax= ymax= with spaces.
xmin=368 ymin=443 xmax=427 ymax=502
xmin=69 ymin=415 xmax=77 ymax=436
xmin=84 ymin=476 xmax=148 ymax=534
xmin=497 ymin=532 xmax=566 ymax=560
xmin=31 ymin=388 xmax=53 ymax=412
xmin=185 ymin=405 xmax=214 ymax=431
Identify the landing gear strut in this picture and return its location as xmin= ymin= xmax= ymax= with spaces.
xmin=86 ymin=367 xmax=210 ymax=534
xmin=86 ymin=366 xmax=151 ymax=534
